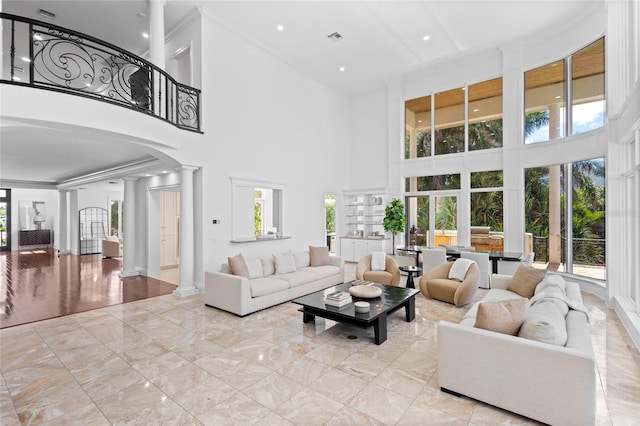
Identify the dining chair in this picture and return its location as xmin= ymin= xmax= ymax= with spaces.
xmin=460 ymin=251 xmax=490 ymax=288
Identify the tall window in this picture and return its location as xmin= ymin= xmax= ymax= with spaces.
xmin=525 ymin=37 xmax=605 ymax=143
xmin=434 ymin=87 xmax=465 ymax=155
xmin=572 ymin=38 xmax=605 ymax=135
xmin=468 ymin=78 xmax=503 ymax=150
xmin=405 ymin=95 xmax=431 ymax=159
xmin=110 ymin=199 xmax=123 ymax=237
xmin=470 ymin=170 xmax=504 ymax=231
xmin=0 ymin=189 xmax=10 ymax=251
xmin=524 ymin=60 xmax=565 ymax=143
xmin=524 ymin=158 xmax=606 ymax=280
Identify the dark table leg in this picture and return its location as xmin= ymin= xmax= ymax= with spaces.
xmin=374 ymin=312 xmax=388 ymax=345
xmin=404 ymin=297 xmax=416 ymax=322
xmin=302 ymin=311 xmax=315 ymax=323
xmin=406 ymin=271 xmax=415 ymax=289
xmin=491 ymin=258 xmax=499 ymax=274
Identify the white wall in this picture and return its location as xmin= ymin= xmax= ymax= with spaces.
xmin=197 ymin=9 xmax=350 ymax=271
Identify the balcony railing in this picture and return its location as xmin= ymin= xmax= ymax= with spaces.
xmin=1 ymin=13 xmax=201 ymax=132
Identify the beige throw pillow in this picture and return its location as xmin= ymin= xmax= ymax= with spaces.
xmin=309 ymin=246 xmax=330 ymax=266
xmin=507 ymin=264 xmax=546 ymax=298
xmin=228 ymin=254 xmax=249 ymax=278
xmin=473 ymin=299 xmax=528 ymax=336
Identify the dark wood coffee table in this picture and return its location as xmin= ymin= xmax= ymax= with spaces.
xmin=291 ymin=281 xmax=420 ymax=345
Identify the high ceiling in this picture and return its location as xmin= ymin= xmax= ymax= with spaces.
xmin=0 ymin=0 xmax=603 ymax=187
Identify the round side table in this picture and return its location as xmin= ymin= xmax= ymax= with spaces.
xmin=399 ymin=265 xmax=423 ymax=289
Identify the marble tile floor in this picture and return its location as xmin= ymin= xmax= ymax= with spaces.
xmin=1 ymin=265 xmax=639 ymax=425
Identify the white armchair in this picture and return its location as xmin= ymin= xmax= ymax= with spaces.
xmin=102 ymin=236 xmax=122 ymax=258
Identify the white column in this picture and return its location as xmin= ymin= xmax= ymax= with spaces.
xmin=57 ymin=190 xmax=69 ymax=254
xmin=121 ymin=177 xmax=139 ymax=277
xmin=149 ymin=0 xmax=166 ymax=117
xmin=149 ymin=0 xmax=166 ymax=68
xmin=174 ymin=166 xmax=199 ymax=296
xmin=548 ymin=103 xmax=562 ymax=268
xmin=69 ymin=190 xmax=79 ymax=255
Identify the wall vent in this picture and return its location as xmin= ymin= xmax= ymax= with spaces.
xmin=37 ymin=9 xmax=56 ymax=19
xmin=327 ymin=32 xmax=344 ymax=42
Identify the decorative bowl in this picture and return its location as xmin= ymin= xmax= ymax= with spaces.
xmin=349 ymin=285 xmax=382 ymax=298
xmin=354 ymin=301 xmax=370 ymax=313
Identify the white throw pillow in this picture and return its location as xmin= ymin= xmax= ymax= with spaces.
xmin=518 ymin=301 xmax=568 ymax=346
xmin=245 ymin=257 xmax=264 ymax=279
xmin=261 ymin=257 xmax=275 ymax=276
xmin=535 ymin=274 xmax=566 ymax=295
xmin=293 ymin=251 xmax=310 ymax=268
xmin=371 ymin=252 xmax=386 ymax=271
xmin=448 ymin=258 xmax=475 ymax=282
xmin=273 ymin=250 xmax=296 ymax=274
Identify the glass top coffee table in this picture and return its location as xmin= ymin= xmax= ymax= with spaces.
xmin=291 ymin=281 xmax=420 ymax=345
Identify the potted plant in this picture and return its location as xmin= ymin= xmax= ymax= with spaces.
xmin=383 ymin=198 xmax=406 ymax=255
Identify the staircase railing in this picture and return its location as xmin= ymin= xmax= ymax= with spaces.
xmin=1 ymin=13 xmax=201 ymax=133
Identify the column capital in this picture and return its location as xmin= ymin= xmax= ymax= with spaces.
xmin=123 ymin=177 xmax=140 ymax=182
xmin=181 ymin=165 xmax=199 ymax=172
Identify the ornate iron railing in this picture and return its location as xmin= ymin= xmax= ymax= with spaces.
xmin=1 ymin=13 xmax=201 ymax=132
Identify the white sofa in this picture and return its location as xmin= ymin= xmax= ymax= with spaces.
xmin=438 ymin=273 xmax=596 ymax=426
xmin=205 ymin=250 xmax=344 ymax=316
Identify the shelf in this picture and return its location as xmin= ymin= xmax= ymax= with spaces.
xmin=230 ymin=236 xmax=291 ymax=243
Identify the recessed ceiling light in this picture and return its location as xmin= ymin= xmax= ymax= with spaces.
xmin=418 ymin=120 xmax=422 ymax=123
xmin=142 ymin=32 xmax=149 ymax=39
xmin=473 ymin=108 xmax=479 ymax=112
xmin=21 ymin=57 xmax=31 ymax=62
xmin=11 ymin=76 xmax=21 ymax=81
xmin=422 ymin=35 xmax=431 ymax=41
xmin=339 ymin=67 xmax=345 ymax=72
xmin=461 ymin=87 xmax=466 ymax=91
xmin=555 ymin=95 xmax=561 ymax=99
xmin=276 ymin=25 xmax=284 ymax=32
xmin=162 ymin=170 xmax=169 ymax=174
xmin=145 ymin=174 xmax=152 ymax=177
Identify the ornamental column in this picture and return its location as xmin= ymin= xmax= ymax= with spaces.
xmin=121 ymin=177 xmax=139 ymax=277
xmin=174 ymin=166 xmax=199 ymax=296
xmin=149 ymin=0 xmax=166 ymax=117
xmin=57 ymin=190 xmax=69 ymax=254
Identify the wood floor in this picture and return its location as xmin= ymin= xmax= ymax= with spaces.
xmin=0 ymin=249 xmax=177 ymax=329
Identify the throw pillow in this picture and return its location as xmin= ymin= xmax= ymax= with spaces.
xmin=371 ymin=252 xmax=386 ymax=271
xmin=309 ymin=245 xmax=330 ymax=266
xmin=534 ymin=274 xmax=566 ymax=295
xmin=473 ymin=298 xmax=528 ymax=335
xmin=518 ymin=301 xmax=568 ymax=346
xmin=448 ymin=258 xmax=475 ymax=282
xmin=293 ymin=251 xmax=310 ymax=268
xmin=506 ymin=263 xmax=546 ymax=298
xmin=261 ymin=257 xmax=275 ymax=276
xmin=273 ymin=250 xmax=296 ymax=274
xmin=228 ymin=254 xmax=249 ymax=278
xmin=245 ymin=257 xmax=264 ymax=279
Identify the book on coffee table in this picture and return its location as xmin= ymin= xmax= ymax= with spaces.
xmin=325 ymin=291 xmax=350 ymax=301
xmin=324 ymin=296 xmax=352 ymax=307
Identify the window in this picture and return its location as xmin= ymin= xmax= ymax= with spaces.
xmin=572 ymin=38 xmax=605 ymax=135
xmin=524 ymin=60 xmax=566 ymax=143
xmin=524 ymin=37 xmax=605 ymax=143
xmin=231 ymin=178 xmax=284 ymax=241
xmin=434 ymin=87 xmax=465 ymax=155
xmin=405 ymin=95 xmax=431 ymax=159
xmin=524 ymin=158 xmax=606 ymax=280
xmin=405 ymin=174 xmax=460 ymax=192
xmin=110 ymin=199 xmax=123 ymax=237
xmin=468 ymin=78 xmax=503 ymax=150
xmin=470 ymin=171 xmax=504 ymax=232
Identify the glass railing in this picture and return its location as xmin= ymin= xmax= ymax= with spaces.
xmin=1 ymin=13 xmax=201 ymax=132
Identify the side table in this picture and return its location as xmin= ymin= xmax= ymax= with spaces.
xmin=399 ymin=265 xmax=423 ymax=289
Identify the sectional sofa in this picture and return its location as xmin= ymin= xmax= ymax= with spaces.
xmin=437 ymin=273 xmax=596 ymax=425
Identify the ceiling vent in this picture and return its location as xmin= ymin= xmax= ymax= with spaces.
xmin=327 ymin=32 xmax=344 ymax=42
xmin=37 ymin=9 xmax=56 ymax=20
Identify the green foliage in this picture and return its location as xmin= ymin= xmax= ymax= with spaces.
xmin=435 ymin=196 xmax=457 ymax=230
xmin=383 ymin=199 xmax=406 ymax=234
xmin=325 ymin=195 xmax=336 ymax=233
xmin=254 ymin=202 xmax=262 ymax=235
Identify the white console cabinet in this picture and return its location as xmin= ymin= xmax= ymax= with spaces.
xmin=340 ymin=237 xmax=389 ymax=262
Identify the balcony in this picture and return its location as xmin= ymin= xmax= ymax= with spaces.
xmin=1 ymin=13 xmax=201 ymax=132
